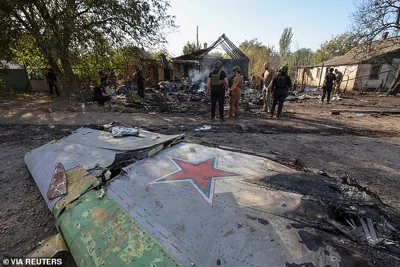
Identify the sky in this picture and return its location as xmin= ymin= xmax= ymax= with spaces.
xmin=163 ymin=0 xmax=358 ymax=57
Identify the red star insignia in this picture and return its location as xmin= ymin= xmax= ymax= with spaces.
xmin=148 ymin=157 xmax=240 ymax=205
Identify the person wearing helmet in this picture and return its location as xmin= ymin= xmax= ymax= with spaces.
xmin=322 ymin=67 xmax=336 ymax=103
xmin=261 ymin=63 xmax=276 ymax=113
xmin=228 ymin=66 xmax=243 ymax=118
xmin=206 ymin=60 xmax=229 ymax=121
xmin=270 ymin=65 xmax=291 ymax=119
xmin=334 ymin=69 xmax=343 ymax=95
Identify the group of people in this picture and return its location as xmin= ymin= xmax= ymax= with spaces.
xmin=206 ymin=61 xmax=346 ymax=121
xmin=94 ymin=65 xmax=145 ymax=105
xmin=206 ymin=61 xmax=292 ymax=121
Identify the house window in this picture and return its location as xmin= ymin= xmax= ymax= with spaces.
xmin=316 ymin=68 xmax=321 ymax=79
xmin=369 ymin=65 xmax=381 ymax=80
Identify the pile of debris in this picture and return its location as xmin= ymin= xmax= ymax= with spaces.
xmin=88 ymin=78 xmax=263 ymax=114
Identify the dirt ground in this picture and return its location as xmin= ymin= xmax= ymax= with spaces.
xmin=1 ymin=92 xmax=400 ymax=265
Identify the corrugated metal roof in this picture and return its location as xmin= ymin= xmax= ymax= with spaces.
xmin=322 ymin=36 xmax=400 ymax=66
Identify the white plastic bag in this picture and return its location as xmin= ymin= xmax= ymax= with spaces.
xmin=111 ymin=126 xmax=139 ymax=137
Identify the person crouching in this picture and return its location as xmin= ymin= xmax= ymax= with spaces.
xmin=94 ymin=81 xmax=112 ymax=105
xmin=228 ymin=66 xmax=242 ymax=119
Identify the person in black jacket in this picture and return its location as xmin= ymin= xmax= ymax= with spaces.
xmin=136 ymin=65 xmax=145 ymax=98
xmin=270 ymin=66 xmax=292 ymax=119
xmin=46 ymin=68 xmax=59 ymax=98
xmin=93 ymin=81 xmax=112 ymax=105
xmin=322 ymin=68 xmax=336 ymax=104
xmin=206 ymin=60 xmax=229 ymax=122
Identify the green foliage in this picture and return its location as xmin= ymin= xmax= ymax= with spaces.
xmin=0 ymin=0 xmax=176 ymax=93
xmin=150 ymin=48 xmax=171 ymax=60
xmin=208 ymin=51 xmax=225 ymax=58
xmin=182 ymin=42 xmax=202 ymax=55
xmin=351 ymin=0 xmax=400 ymax=42
xmin=279 ymin=28 xmax=294 ymax=59
xmin=239 ymin=39 xmax=280 ymax=76
xmin=284 ymin=48 xmax=314 ymax=78
xmin=0 ymin=78 xmax=18 ymax=97
xmin=310 ymin=34 xmax=358 ymax=65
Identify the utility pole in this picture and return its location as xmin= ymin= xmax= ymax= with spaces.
xmin=196 ymin=26 xmax=199 ymax=48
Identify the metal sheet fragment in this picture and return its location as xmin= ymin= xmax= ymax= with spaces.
xmin=57 ymin=189 xmax=182 ymax=267
xmin=53 ymin=167 xmax=100 ymax=220
xmin=26 ymin=233 xmax=68 ymax=258
xmin=47 ymin=163 xmax=67 ymax=200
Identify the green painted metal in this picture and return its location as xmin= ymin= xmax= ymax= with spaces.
xmin=53 ymin=167 xmax=101 ymax=220
xmin=54 ymin=167 xmax=182 ymax=267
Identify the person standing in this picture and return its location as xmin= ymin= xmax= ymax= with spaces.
xmin=206 ymin=60 xmax=229 ymax=122
xmin=322 ymin=68 xmax=336 ymax=104
xmin=270 ymin=66 xmax=291 ymax=119
xmin=334 ymin=69 xmax=343 ymax=95
xmin=228 ymin=66 xmax=242 ymax=119
xmin=262 ymin=63 xmax=276 ymax=112
xmin=46 ymin=68 xmax=59 ymax=98
xmin=136 ymin=65 xmax=145 ymax=98
xmin=108 ymin=69 xmax=117 ymax=89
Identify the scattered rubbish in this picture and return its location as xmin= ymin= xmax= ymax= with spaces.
xmin=111 ymin=126 xmax=139 ymax=137
xmin=81 ymin=103 xmax=86 ymax=113
xmin=104 ymin=170 xmax=111 ymax=181
xmin=48 ymin=108 xmax=53 ymax=113
xmin=332 ymin=95 xmax=343 ymax=101
xmin=355 ymin=113 xmax=363 ymax=117
xmin=98 ymin=188 xmax=106 ymax=198
xmin=148 ymin=112 xmax=158 ymax=115
xmin=195 ymin=125 xmax=212 ymax=131
xmin=47 ymin=163 xmax=67 ymax=200
xmin=318 ymin=170 xmax=328 ymax=176
xmin=294 ymin=87 xmax=322 ymax=100
xmin=103 ymin=122 xmax=117 ymax=131
xmin=239 ymin=124 xmax=248 ymax=131
xmin=82 ymin=131 xmax=92 ymax=135
xmin=360 ymin=100 xmax=370 ymax=102
xmin=286 ymin=95 xmax=298 ymax=102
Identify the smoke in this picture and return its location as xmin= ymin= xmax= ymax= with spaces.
xmin=189 ymin=69 xmax=209 ymax=83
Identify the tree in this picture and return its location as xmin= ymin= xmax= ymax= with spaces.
xmin=182 ymin=41 xmax=202 ymax=55
xmin=150 ymin=48 xmax=171 ymax=60
xmin=279 ymin=28 xmax=293 ymax=59
xmin=351 ymin=0 xmax=400 ymax=95
xmin=310 ymin=34 xmax=358 ymax=65
xmin=208 ymin=51 xmax=225 ymax=58
xmin=0 ymin=0 xmax=176 ymax=93
xmin=239 ymin=39 xmax=280 ymax=77
xmin=285 ymin=48 xmax=314 ymax=78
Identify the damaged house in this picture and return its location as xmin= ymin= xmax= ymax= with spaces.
xmin=296 ymin=36 xmax=400 ymax=92
xmin=172 ymin=34 xmax=249 ymax=81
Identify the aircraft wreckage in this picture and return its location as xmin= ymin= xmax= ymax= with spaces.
xmin=25 ymin=127 xmax=400 ymax=266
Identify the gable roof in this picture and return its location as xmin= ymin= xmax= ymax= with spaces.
xmin=322 ymin=36 xmax=400 ymax=66
xmin=172 ymin=34 xmax=249 ymax=61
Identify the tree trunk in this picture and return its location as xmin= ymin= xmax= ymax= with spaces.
xmin=60 ymin=58 xmax=79 ymax=95
xmin=388 ymin=67 xmax=400 ymax=96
